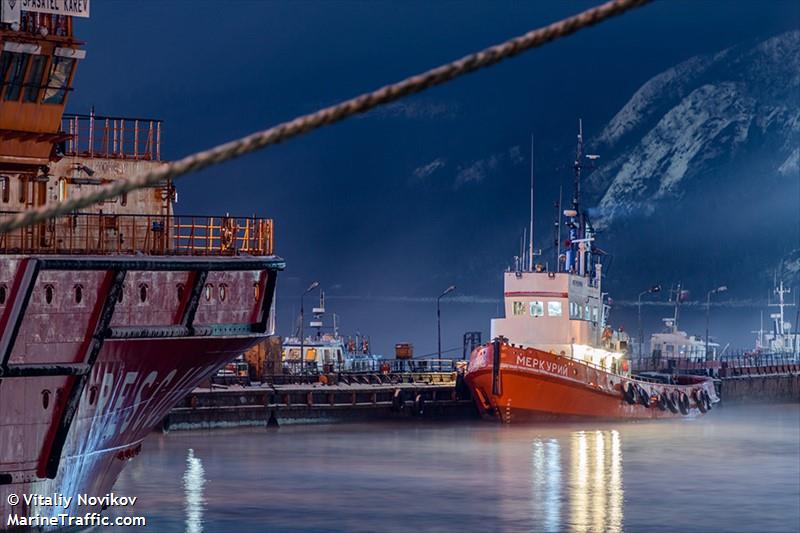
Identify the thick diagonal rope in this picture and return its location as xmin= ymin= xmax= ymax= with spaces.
xmin=0 ymin=0 xmax=650 ymax=235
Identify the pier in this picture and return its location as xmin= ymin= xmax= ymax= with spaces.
xmin=164 ymin=373 xmax=476 ymax=430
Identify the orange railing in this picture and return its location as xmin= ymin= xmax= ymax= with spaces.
xmin=62 ymin=113 xmax=162 ymax=161
xmin=0 ymin=212 xmax=273 ymax=256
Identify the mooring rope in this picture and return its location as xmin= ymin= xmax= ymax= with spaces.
xmin=0 ymin=0 xmax=650 ymax=235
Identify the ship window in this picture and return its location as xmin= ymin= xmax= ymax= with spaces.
xmin=253 ymin=282 xmax=260 ymax=301
xmin=74 ymin=284 xmax=83 ymax=304
xmin=512 ymin=301 xmax=526 ymax=316
xmin=23 ymin=55 xmax=47 ymax=102
xmin=139 ymin=283 xmax=148 ymax=303
xmin=529 ymin=301 xmax=544 ymax=317
xmin=591 ymin=306 xmax=599 ymax=323
xmin=43 ymin=56 xmax=75 ymax=105
xmin=18 ymin=177 xmax=27 ymax=204
xmin=569 ymin=302 xmax=578 ymax=318
xmin=44 ymin=284 xmax=54 ymax=304
xmin=219 ymin=283 xmax=227 ymax=302
xmin=0 ymin=52 xmax=12 ymax=84
xmin=548 ymin=301 xmax=562 ymax=317
xmin=0 ymin=176 xmax=8 ymax=203
xmin=2 ymin=52 xmax=29 ymax=102
xmin=205 ymin=283 xmax=213 ymax=301
xmin=584 ymin=305 xmax=591 ymax=321
xmin=117 ymin=284 xmax=125 ymax=303
xmin=121 ymin=192 xmax=128 ymax=206
xmin=176 ymin=283 xmax=185 ymax=302
xmin=0 ymin=284 xmax=6 ymax=305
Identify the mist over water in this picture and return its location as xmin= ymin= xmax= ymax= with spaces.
xmin=107 ymin=404 xmax=800 ymax=533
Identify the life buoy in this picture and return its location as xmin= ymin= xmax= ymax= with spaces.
xmin=678 ymin=392 xmax=690 ymax=415
xmin=694 ymin=389 xmax=707 ymax=413
xmin=219 ymin=217 xmax=237 ymax=251
xmin=622 ymin=382 xmax=637 ymax=404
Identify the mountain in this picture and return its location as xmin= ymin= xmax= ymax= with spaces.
xmin=585 ymin=30 xmax=800 ymax=297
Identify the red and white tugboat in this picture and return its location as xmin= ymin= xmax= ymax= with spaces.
xmin=0 ymin=3 xmax=283 ymax=528
xmin=465 ymin=123 xmax=718 ymax=423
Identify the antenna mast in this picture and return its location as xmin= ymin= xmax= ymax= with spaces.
xmin=529 ymin=134 xmax=535 ymax=272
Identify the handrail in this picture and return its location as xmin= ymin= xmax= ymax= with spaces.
xmin=61 ymin=113 xmax=163 ymax=161
xmin=0 ymin=211 xmax=273 ymax=256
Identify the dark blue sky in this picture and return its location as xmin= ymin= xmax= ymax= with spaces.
xmin=69 ymin=1 xmax=799 ymax=356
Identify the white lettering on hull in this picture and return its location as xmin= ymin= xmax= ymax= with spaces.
xmin=515 ymin=354 xmax=569 ymax=377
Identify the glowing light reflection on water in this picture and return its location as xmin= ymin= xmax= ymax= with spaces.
xmin=107 ymin=404 xmax=799 ymax=532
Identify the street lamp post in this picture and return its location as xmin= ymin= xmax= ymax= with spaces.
xmin=437 ymin=285 xmax=456 ymax=359
xmin=299 ymin=281 xmax=320 ymax=373
xmin=705 ymin=285 xmax=727 ymax=361
xmin=637 ymin=285 xmax=661 ymax=360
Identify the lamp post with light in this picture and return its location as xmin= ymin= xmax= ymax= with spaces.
xmin=637 ymin=285 xmax=661 ymax=360
xmin=705 ymin=285 xmax=727 ymax=361
xmin=437 ymin=285 xmax=456 ymax=359
xmin=299 ymin=281 xmax=320 ymax=373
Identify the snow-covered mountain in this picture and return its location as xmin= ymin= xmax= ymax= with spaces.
xmin=585 ymin=30 xmax=799 ymax=295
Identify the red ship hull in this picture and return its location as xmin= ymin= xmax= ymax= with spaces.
xmin=0 ymin=255 xmax=283 ymax=529
xmin=465 ymin=340 xmax=719 ymax=423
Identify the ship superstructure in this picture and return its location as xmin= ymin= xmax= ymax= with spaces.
xmin=465 ymin=122 xmax=718 ymax=423
xmin=1 ymin=4 xmax=283 ymax=527
xmin=648 ymin=284 xmax=720 ymax=365
xmin=754 ymin=280 xmax=799 ymax=360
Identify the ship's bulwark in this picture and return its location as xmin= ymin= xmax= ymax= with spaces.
xmin=1 ymin=334 xmax=263 ymax=526
xmin=0 ymin=257 xmax=282 ymax=530
xmin=465 ymin=342 xmax=718 ymax=423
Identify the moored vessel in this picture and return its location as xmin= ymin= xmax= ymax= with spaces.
xmin=464 ymin=122 xmax=718 ymax=423
xmin=0 ymin=4 xmax=283 ymax=528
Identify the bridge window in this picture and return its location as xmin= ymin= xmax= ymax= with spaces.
xmin=591 ymin=306 xmax=599 ymax=323
xmin=43 ymin=56 xmax=75 ymax=105
xmin=1 ymin=52 xmax=29 ymax=101
xmin=529 ymin=301 xmax=544 ymax=317
xmin=24 ymin=55 xmax=47 ymax=103
xmin=548 ymin=301 xmax=562 ymax=317
xmin=512 ymin=301 xmax=526 ymax=316
xmin=584 ymin=304 xmax=591 ymax=321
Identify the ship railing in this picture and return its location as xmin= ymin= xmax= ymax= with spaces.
xmin=17 ymin=12 xmax=73 ymax=38
xmin=61 ymin=113 xmax=162 ymax=161
xmin=0 ymin=211 xmax=273 ymax=256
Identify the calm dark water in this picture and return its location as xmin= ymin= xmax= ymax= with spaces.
xmin=107 ymin=404 xmax=800 ymax=533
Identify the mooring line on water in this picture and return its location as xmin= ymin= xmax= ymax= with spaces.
xmin=0 ymin=0 xmax=651 ymax=235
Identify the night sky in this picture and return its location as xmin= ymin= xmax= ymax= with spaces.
xmin=68 ymin=1 xmax=799 ymax=356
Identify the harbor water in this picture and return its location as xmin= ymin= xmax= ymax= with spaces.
xmin=107 ymin=404 xmax=799 ymax=533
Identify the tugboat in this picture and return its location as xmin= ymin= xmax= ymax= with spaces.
xmin=0 ymin=4 xmax=283 ymax=528
xmin=464 ymin=122 xmax=718 ymax=423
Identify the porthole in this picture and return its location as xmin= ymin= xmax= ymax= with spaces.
xmin=44 ymin=284 xmax=54 ymax=304
xmin=219 ymin=284 xmax=227 ymax=302
xmin=74 ymin=284 xmax=83 ymax=304
xmin=177 ymin=283 xmax=185 ymax=302
xmin=139 ymin=283 xmax=148 ymax=303
xmin=0 ymin=284 xmax=6 ymax=305
xmin=204 ymin=283 xmax=213 ymax=302
xmin=42 ymin=390 xmax=51 ymax=409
